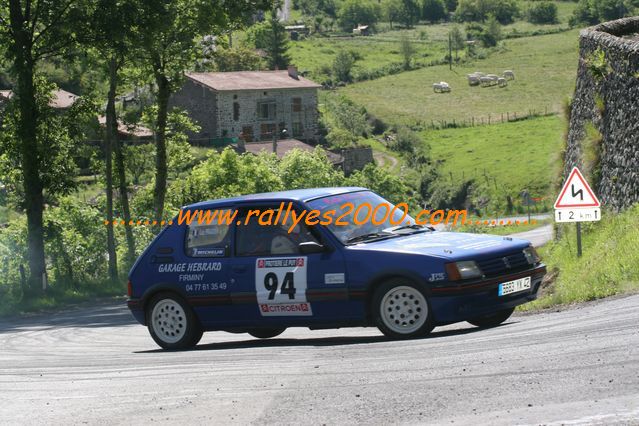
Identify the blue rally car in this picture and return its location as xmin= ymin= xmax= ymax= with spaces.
xmin=127 ymin=188 xmax=546 ymax=349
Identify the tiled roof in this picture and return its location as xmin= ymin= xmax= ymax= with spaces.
xmin=0 ymin=89 xmax=77 ymax=109
xmin=98 ymin=115 xmax=153 ymax=138
xmin=186 ymin=71 xmax=321 ymax=91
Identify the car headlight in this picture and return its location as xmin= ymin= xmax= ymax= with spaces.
xmin=523 ymin=246 xmax=541 ymax=265
xmin=445 ymin=261 xmax=483 ymax=281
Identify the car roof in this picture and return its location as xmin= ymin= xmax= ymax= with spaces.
xmin=184 ymin=187 xmax=369 ymax=209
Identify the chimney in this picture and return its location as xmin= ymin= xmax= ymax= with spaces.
xmin=287 ymin=65 xmax=298 ymax=80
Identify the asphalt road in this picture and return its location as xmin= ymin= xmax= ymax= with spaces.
xmin=1 ymin=294 xmax=638 ymax=425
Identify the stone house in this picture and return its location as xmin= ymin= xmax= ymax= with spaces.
xmin=169 ymin=67 xmax=321 ymax=144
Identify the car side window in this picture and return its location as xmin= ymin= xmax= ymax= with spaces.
xmin=185 ymin=209 xmax=231 ymax=257
xmin=235 ymin=207 xmax=320 ymax=257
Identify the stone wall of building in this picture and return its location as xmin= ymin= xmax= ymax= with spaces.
xmin=340 ymin=147 xmax=374 ymax=175
xmin=216 ymin=88 xmax=319 ymax=142
xmin=565 ymin=17 xmax=639 ymax=210
xmin=170 ymin=78 xmax=319 ymax=143
xmin=169 ymin=79 xmax=218 ymax=143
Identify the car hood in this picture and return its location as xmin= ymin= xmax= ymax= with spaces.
xmin=347 ymin=231 xmax=531 ymax=261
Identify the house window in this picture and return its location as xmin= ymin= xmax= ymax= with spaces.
xmin=233 ymin=102 xmax=240 ymax=121
xmin=260 ymin=123 xmax=276 ymax=140
xmin=257 ymin=101 xmax=276 ymax=120
xmin=292 ymin=122 xmax=303 ymax=137
xmin=292 ymin=97 xmax=302 ymax=112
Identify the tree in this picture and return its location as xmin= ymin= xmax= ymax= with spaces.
xmin=332 ymin=50 xmax=355 ymax=83
xmin=422 ymin=0 xmax=447 ymax=22
xmin=398 ymin=0 xmax=421 ymax=27
xmin=450 ymin=25 xmax=465 ymax=60
xmin=482 ymin=15 xmax=502 ymax=47
xmin=90 ymin=0 xmax=141 ymax=271
xmin=337 ymin=0 xmax=380 ymax=32
xmin=262 ymin=6 xmax=292 ymax=70
xmin=399 ymin=36 xmax=415 ymax=70
xmin=0 ymin=0 xmax=92 ymax=294
xmin=455 ymin=0 xmax=518 ymax=24
xmin=596 ymin=0 xmax=630 ymax=21
xmin=382 ymin=0 xmax=402 ymax=29
xmin=570 ymin=0 xmax=599 ymax=25
xmin=214 ymin=45 xmax=264 ymax=72
xmin=492 ymin=0 xmax=519 ymax=24
xmin=526 ymin=1 xmax=558 ymax=24
xmin=135 ymin=0 xmax=271 ymax=223
xmin=324 ymin=94 xmax=371 ymax=136
xmin=445 ymin=0 xmax=459 ymax=13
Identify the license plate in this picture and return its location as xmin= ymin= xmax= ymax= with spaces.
xmin=498 ymin=276 xmax=531 ymax=296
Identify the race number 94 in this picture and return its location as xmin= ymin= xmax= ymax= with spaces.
xmin=264 ymin=272 xmax=296 ymax=300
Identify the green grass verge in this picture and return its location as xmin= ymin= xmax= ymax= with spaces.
xmin=0 ymin=279 xmax=126 ymax=317
xmin=521 ymin=204 xmax=639 ymax=310
xmin=340 ymin=30 xmax=579 ymax=127
xmin=423 ymin=115 xmax=564 ymax=212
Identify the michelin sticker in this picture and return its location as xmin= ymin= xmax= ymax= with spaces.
xmin=255 ymin=257 xmax=311 ymax=316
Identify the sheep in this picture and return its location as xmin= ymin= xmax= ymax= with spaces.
xmin=503 ymin=70 xmax=515 ymax=80
xmin=498 ymin=77 xmax=508 ymax=87
xmin=467 ymin=74 xmax=481 ymax=86
xmin=480 ymin=76 xmax=497 ymax=87
xmin=433 ymin=82 xmax=451 ymax=93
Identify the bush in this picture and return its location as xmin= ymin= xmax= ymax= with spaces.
xmin=455 ymin=0 xmax=519 ymax=24
xmin=346 ymin=164 xmax=413 ymax=206
xmin=422 ymin=0 xmax=447 ymax=22
xmin=337 ymin=0 xmax=380 ymax=31
xmin=527 ymin=1 xmax=558 ymax=24
xmin=332 ymin=50 xmax=356 ymax=83
xmin=569 ymin=0 xmax=633 ymax=26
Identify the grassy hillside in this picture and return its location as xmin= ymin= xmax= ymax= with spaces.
xmin=423 ymin=115 xmax=564 ymax=210
xmin=340 ymin=30 xmax=579 ymax=127
xmin=289 ymin=36 xmax=449 ymax=82
xmin=522 ymin=204 xmax=639 ymax=310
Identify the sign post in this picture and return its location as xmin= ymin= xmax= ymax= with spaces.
xmin=554 ymin=167 xmax=601 ymax=257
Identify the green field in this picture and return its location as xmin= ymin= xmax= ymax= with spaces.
xmin=340 ymin=30 xmax=579 ymax=127
xmin=290 ymin=36 xmax=449 ymax=81
xmin=422 ymin=114 xmax=564 ymax=210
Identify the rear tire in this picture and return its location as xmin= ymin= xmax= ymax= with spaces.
xmin=372 ymin=279 xmax=433 ymax=339
xmin=467 ymin=307 xmax=515 ymax=328
xmin=248 ymin=328 xmax=286 ymax=339
xmin=147 ymin=293 xmax=203 ymax=350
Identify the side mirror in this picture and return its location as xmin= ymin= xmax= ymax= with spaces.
xmin=299 ymin=241 xmax=325 ymax=254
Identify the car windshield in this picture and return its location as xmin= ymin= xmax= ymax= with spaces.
xmin=307 ymin=191 xmax=424 ymax=244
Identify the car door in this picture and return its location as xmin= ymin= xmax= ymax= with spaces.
xmin=229 ymin=203 xmax=351 ymax=327
xmin=179 ymin=208 xmax=232 ymax=328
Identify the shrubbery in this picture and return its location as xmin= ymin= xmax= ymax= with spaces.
xmin=526 ymin=1 xmax=558 ymax=24
xmin=570 ymin=0 xmax=635 ymax=26
xmin=455 ymin=0 xmax=519 ymax=24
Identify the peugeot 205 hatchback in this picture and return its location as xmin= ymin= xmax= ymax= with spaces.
xmin=127 ymin=187 xmax=546 ymax=349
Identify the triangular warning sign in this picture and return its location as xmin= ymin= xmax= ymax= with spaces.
xmin=554 ymin=167 xmax=600 ymax=208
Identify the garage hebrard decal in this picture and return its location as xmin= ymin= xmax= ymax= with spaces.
xmin=255 ymin=257 xmax=312 ymax=316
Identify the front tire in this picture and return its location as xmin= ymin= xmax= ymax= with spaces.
xmin=467 ymin=307 xmax=515 ymax=328
xmin=372 ymin=279 xmax=433 ymax=339
xmin=147 ymin=293 xmax=203 ymax=350
xmin=247 ymin=328 xmax=286 ymax=339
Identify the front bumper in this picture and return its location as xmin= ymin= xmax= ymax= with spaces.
xmin=429 ymin=264 xmax=546 ymax=324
